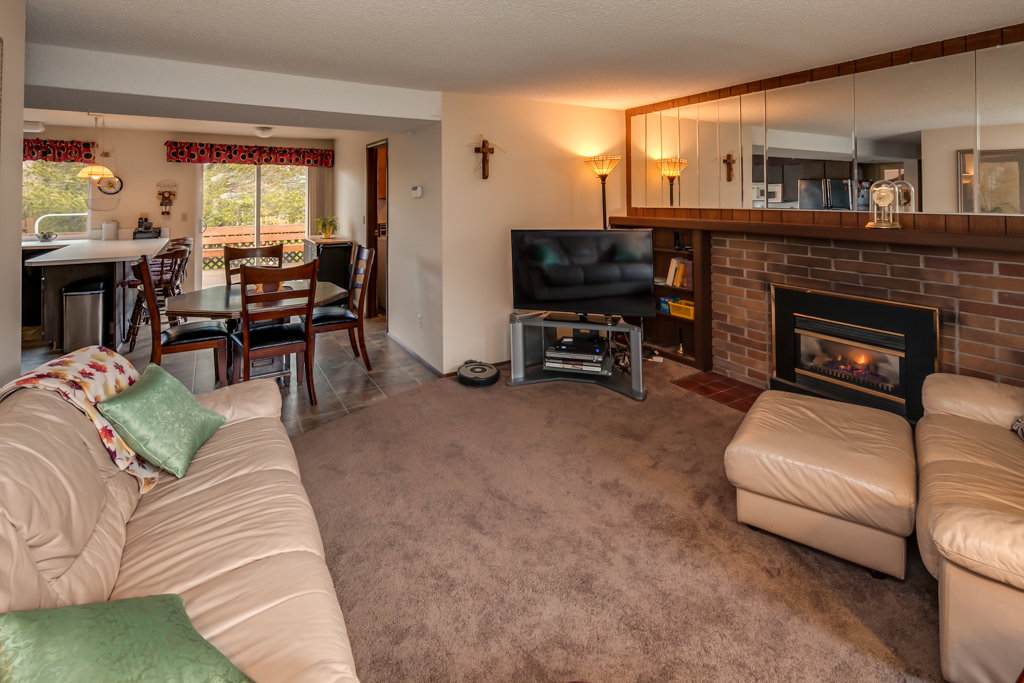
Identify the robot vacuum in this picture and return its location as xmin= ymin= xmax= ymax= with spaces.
xmin=457 ymin=360 xmax=500 ymax=387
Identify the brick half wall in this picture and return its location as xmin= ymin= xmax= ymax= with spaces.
xmin=711 ymin=232 xmax=1024 ymax=388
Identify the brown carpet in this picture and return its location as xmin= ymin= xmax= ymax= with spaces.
xmin=291 ymin=362 xmax=941 ymax=683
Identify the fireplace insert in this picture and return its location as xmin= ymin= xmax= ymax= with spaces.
xmin=771 ymin=285 xmax=938 ymax=421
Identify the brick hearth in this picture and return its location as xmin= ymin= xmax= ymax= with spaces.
xmin=710 ymin=233 xmax=1024 ymax=388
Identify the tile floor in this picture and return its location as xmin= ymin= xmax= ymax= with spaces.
xmin=673 ymin=371 xmax=764 ymax=412
xmin=20 ymin=316 xmax=443 ymax=436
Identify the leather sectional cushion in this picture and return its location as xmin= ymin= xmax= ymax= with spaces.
xmin=916 ymin=413 xmax=1024 ymax=474
xmin=922 ymin=373 xmax=1024 ymax=429
xmin=110 ymin=416 xmax=356 ymax=682
xmin=193 ymin=379 xmax=284 ymax=428
xmin=725 ymin=390 xmax=917 ymax=537
xmin=917 ymin=460 xmax=1024 ymax=590
xmin=175 ymin=551 xmax=357 ymax=683
xmin=0 ymin=390 xmax=140 ymax=612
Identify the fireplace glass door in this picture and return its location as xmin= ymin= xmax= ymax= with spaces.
xmin=796 ymin=333 xmax=903 ymax=398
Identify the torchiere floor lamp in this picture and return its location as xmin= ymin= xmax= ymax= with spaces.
xmin=583 ymin=155 xmax=621 ymax=229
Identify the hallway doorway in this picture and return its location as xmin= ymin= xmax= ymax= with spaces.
xmin=366 ymin=140 xmax=387 ymax=321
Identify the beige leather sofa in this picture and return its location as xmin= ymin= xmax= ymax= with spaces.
xmin=0 ymin=380 xmax=359 ymax=683
xmin=916 ymin=374 xmax=1024 ymax=683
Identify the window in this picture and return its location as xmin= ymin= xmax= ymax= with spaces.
xmin=201 ymin=164 xmax=308 ymax=288
xmin=22 ymin=160 xmax=89 ymax=235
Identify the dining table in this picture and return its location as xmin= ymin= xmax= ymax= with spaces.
xmin=164 ymin=280 xmax=348 ymax=383
xmin=164 ymin=281 xmax=347 ymax=320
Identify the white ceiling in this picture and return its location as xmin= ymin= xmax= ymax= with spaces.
xmin=23 ymin=109 xmax=344 ymax=140
xmin=26 ymin=0 xmax=1024 ymax=110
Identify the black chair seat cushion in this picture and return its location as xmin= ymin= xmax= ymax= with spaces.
xmin=230 ymin=323 xmax=306 ymax=350
xmin=160 ymin=321 xmax=229 ymax=347
xmin=311 ymin=306 xmax=357 ymax=327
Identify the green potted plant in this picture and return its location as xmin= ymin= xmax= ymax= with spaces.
xmin=314 ymin=215 xmax=340 ymax=239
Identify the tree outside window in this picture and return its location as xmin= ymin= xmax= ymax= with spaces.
xmin=22 ymin=161 xmax=89 ymax=234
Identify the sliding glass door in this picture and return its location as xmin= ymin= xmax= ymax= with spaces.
xmin=201 ymin=163 xmax=307 ymax=288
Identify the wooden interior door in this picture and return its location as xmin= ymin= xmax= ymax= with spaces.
xmin=365 ymin=141 xmax=387 ymax=319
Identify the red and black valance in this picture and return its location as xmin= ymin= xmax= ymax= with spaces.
xmin=164 ymin=141 xmax=333 ymax=168
xmin=23 ymin=138 xmax=95 ymax=163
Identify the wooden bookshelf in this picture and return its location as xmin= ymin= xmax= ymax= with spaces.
xmin=615 ymin=223 xmax=713 ymax=371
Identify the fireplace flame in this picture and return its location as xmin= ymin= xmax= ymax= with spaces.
xmin=855 ymin=354 xmax=867 ymax=365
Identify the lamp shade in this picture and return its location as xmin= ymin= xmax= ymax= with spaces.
xmin=77 ymin=164 xmax=115 ymax=180
xmin=583 ymin=155 xmax=621 ymax=177
xmin=656 ymin=158 xmax=688 ymax=178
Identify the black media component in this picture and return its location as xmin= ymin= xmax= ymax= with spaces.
xmin=674 ymin=231 xmax=682 ymax=250
xmin=510 ymin=230 xmax=655 ymax=318
xmin=457 ymin=360 xmax=500 ymax=387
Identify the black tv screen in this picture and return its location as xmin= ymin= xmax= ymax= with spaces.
xmin=511 ymin=230 xmax=655 ymax=318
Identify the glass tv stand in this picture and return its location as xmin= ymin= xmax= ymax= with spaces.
xmin=507 ymin=312 xmax=646 ymax=401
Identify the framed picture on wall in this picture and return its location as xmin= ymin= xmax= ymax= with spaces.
xmin=958 ymin=148 xmax=1024 ymax=214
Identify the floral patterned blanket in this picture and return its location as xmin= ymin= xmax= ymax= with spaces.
xmin=0 ymin=347 xmax=161 ymax=492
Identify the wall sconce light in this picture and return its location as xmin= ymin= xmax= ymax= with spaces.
xmin=583 ymin=155 xmax=621 ymax=230
xmin=656 ymin=158 xmax=688 ymax=207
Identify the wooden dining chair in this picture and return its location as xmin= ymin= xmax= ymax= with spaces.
xmin=135 ymin=255 xmax=230 ymax=387
xmin=125 ymin=246 xmax=191 ymax=350
xmin=310 ymin=246 xmax=375 ymax=371
xmin=224 ymin=243 xmax=284 ymax=286
xmin=231 ymin=260 xmax=319 ymax=405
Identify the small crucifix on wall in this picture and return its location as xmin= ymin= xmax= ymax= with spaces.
xmin=723 ymin=152 xmax=737 ymax=182
xmin=474 ymin=139 xmax=496 ymax=179
xmin=720 ymin=152 xmax=737 ymax=183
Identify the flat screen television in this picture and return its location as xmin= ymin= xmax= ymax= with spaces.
xmin=511 ymin=229 xmax=655 ymax=318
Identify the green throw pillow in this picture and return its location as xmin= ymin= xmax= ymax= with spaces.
xmin=0 ymin=594 xmax=251 ymax=682
xmin=98 ymin=364 xmax=225 ymax=478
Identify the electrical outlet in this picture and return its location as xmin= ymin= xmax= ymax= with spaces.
xmin=181 ymin=212 xmax=188 ymax=222
xmin=418 ymin=314 xmax=422 ymax=328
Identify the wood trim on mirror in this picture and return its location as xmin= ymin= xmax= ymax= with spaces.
xmin=625 ymin=22 xmax=1024 ymax=118
xmin=624 ymin=21 xmax=1024 ymax=237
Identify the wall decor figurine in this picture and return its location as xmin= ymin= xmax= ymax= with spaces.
xmin=156 ymin=180 xmax=178 ymax=217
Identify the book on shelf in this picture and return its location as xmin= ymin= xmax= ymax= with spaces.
xmin=665 ymin=258 xmax=693 ymax=290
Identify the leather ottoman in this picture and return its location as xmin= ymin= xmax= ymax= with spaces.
xmin=724 ymin=390 xmax=917 ymax=578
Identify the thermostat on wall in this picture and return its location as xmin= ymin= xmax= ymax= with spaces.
xmin=411 ymin=186 xmax=423 ymax=198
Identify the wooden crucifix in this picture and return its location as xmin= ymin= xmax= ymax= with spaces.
xmin=474 ymin=139 xmax=496 ymax=179
xmin=722 ymin=152 xmax=737 ymax=182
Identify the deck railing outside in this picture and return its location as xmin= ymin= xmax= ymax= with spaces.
xmin=201 ymin=224 xmax=306 ymax=270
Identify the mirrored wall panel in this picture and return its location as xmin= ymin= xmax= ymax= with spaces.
xmin=855 ymin=51 xmax=975 ymax=214
xmin=977 ymin=41 xmax=1024 ymax=216
xmin=766 ymin=75 xmax=854 ymax=210
xmin=631 ymin=46 xmax=1024 ymax=216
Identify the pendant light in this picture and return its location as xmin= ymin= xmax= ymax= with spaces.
xmin=81 ymin=115 xmax=121 ymax=211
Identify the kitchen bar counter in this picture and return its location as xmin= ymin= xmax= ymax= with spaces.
xmin=23 ymin=237 xmax=169 ymax=352
xmin=25 ymin=238 xmax=168 ymax=266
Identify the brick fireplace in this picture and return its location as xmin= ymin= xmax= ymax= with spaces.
xmin=710 ymin=233 xmax=1024 ymax=389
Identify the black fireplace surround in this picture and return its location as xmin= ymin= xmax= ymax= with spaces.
xmin=771 ymin=285 xmax=939 ymax=422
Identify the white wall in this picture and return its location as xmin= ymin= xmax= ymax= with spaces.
xmin=333 ymin=130 xmax=387 ymax=245
xmin=1 ymin=0 xmax=26 ymax=382
xmin=921 ymin=125 xmax=974 ymax=214
xmin=387 ymin=123 xmax=443 ymax=370
xmin=439 ymin=92 xmax=624 ymax=373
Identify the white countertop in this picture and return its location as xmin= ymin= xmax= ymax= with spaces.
xmin=21 ymin=238 xmax=83 ymax=250
xmin=25 ymin=238 xmax=169 ymax=266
